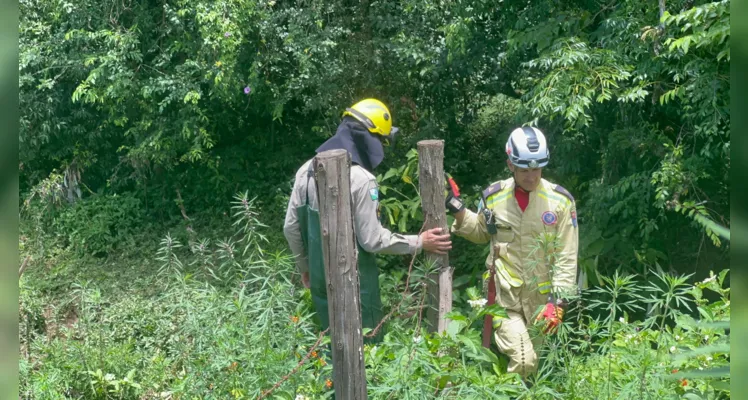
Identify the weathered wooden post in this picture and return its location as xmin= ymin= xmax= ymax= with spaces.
xmin=314 ymin=149 xmax=368 ymax=399
xmin=417 ymin=140 xmax=453 ymax=334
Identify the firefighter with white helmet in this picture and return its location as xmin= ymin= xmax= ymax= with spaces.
xmin=445 ymin=126 xmax=579 ymax=378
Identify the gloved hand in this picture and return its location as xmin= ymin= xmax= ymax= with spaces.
xmin=535 ymin=296 xmax=567 ymax=334
xmin=445 ymin=173 xmax=465 ymax=214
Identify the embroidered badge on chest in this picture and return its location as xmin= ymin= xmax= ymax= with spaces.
xmin=369 ymin=188 xmax=379 ymax=201
xmin=542 ymin=211 xmax=558 ymax=226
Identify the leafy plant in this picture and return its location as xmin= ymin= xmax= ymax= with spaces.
xmin=377 ymin=148 xmax=422 ymax=233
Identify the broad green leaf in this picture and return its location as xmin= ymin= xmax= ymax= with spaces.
xmin=673 ymin=344 xmax=730 ymax=362
xmin=668 ymin=367 xmax=730 ymax=380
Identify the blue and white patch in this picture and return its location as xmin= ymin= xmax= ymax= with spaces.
xmin=369 ymin=188 xmax=379 ymax=201
xmin=571 ymin=209 xmax=578 ymax=228
xmin=542 ymin=211 xmax=558 ymax=226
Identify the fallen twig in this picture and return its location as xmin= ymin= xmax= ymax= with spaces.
xmin=175 ymin=188 xmax=197 ymax=239
xmin=18 ymin=255 xmax=32 ymax=277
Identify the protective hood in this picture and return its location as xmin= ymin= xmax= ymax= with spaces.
xmin=316 ymin=117 xmax=385 ymax=172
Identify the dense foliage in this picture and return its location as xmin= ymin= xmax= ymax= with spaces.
xmin=20 ymin=197 xmax=730 ymax=399
xmin=20 ymin=0 xmax=729 ymax=278
xmin=19 ymin=0 xmax=730 ymax=398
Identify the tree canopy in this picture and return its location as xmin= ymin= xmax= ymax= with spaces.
xmin=20 ymin=0 xmax=730 ymax=277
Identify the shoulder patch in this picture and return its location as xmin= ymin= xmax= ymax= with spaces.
xmin=553 ymin=184 xmax=575 ymax=203
xmin=369 ymin=187 xmax=379 ymax=201
xmin=481 ymin=181 xmax=503 ymax=201
xmin=571 ymin=207 xmax=577 ymax=228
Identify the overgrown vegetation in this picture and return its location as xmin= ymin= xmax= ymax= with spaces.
xmin=20 ymin=195 xmax=729 ymax=399
xmin=19 ymin=0 xmax=730 ymax=398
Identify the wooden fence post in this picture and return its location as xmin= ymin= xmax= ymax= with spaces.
xmin=417 ymin=140 xmax=453 ymax=334
xmin=314 ymin=149 xmax=368 ymax=399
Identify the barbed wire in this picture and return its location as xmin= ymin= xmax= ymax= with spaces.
xmin=257 ymin=327 xmax=331 ymax=400
xmin=366 ymin=221 xmax=428 ymax=338
xmin=261 ymin=220 xmax=433 ymax=397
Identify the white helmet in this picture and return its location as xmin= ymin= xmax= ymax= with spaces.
xmin=505 ymin=126 xmax=550 ymax=168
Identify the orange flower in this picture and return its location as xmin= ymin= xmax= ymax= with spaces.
xmin=680 ymin=379 xmax=688 ymax=387
xmin=311 ymin=351 xmax=318 ymax=358
xmin=290 ymin=315 xmax=300 ymax=324
xmin=671 ymin=369 xmax=679 ymax=374
xmin=325 ymin=379 xmax=333 ymax=389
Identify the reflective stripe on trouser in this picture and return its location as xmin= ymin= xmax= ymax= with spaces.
xmin=493 ymin=310 xmax=545 ymax=378
xmin=538 ymin=280 xmax=552 ymax=295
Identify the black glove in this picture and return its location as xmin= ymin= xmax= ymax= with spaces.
xmin=445 ymin=173 xmax=465 ymax=214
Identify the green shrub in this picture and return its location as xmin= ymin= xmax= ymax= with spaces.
xmin=19 ymin=194 xmax=730 ymax=400
xmin=51 ymin=194 xmax=143 ymax=257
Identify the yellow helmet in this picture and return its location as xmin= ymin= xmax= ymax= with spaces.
xmin=343 ymin=99 xmax=400 ymax=144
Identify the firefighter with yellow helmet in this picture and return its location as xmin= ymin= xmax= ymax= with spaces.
xmin=445 ymin=126 xmax=579 ymax=378
xmin=283 ymin=98 xmax=452 ymax=343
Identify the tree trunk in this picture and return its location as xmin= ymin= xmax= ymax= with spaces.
xmin=417 ymin=140 xmax=453 ymax=334
xmin=314 ymin=149 xmax=367 ymax=399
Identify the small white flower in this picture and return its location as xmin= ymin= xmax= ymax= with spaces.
xmin=105 ymin=373 xmax=116 ymax=381
xmin=675 ymin=335 xmax=681 ymax=341
xmin=702 ymin=275 xmax=716 ymax=284
xmin=295 ymin=395 xmax=307 ymax=400
xmin=704 ymin=335 xmax=710 ymax=341
xmin=619 ymin=317 xmax=626 ymax=324
xmin=413 ymin=335 xmax=423 ymax=344
xmin=707 ymin=356 xmax=713 ymax=361
xmin=670 ymin=346 xmax=676 ymax=353
xmin=468 ymin=298 xmax=488 ymax=309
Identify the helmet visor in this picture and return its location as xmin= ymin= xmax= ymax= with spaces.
xmin=381 ymin=126 xmax=399 ymax=147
